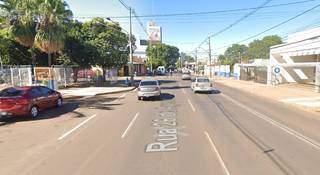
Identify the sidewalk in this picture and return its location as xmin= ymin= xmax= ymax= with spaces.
xmin=214 ymin=77 xmax=320 ymax=112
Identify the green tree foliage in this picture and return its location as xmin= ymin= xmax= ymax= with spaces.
xmin=175 ymin=59 xmax=182 ymax=69
xmin=146 ymin=43 xmax=180 ymax=68
xmin=184 ymin=55 xmax=195 ymax=62
xmin=0 ymin=2 xmax=132 ymax=69
xmin=81 ymin=18 xmax=131 ymax=69
xmin=0 ymin=0 xmax=73 ymax=66
xmin=247 ymin=35 xmax=282 ymax=59
xmin=0 ymin=34 xmax=32 ymax=65
xmin=57 ymin=20 xmax=95 ymax=68
xmin=223 ymin=44 xmax=248 ymax=65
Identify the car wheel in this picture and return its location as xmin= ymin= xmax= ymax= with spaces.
xmin=29 ymin=106 xmax=39 ymax=119
xmin=138 ymin=97 xmax=141 ymax=100
xmin=56 ymin=98 xmax=63 ymax=107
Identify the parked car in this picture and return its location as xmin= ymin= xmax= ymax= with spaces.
xmin=137 ymin=79 xmax=161 ymax=100
xmin=182 ymin=72 xmax=191 ymax=80
xmin=191 ymin=77 xmax=213 ymax=93
xmin=0 ymin=86 xmax=62 ymax=119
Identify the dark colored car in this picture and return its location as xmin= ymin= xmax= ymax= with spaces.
xmin=0 ymin=86 xmax=62 ymax=119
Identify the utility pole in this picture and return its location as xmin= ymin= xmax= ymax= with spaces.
xmin=149 ymin=36 xmax=153 ymax=72
xmin=128 ymin=7 xmax=134 ymax=86
xmin=195 ymin=48 xmax=198 ymax=74
xmin=0 ymin=54 xmax=3 ymax=69
xmin=208 ymin=36 xmax=212 ymax=78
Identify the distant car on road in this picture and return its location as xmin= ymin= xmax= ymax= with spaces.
xmin=0 ymin=86 xmax=62 ymax=119
xmin=191 ymin=77 xmax=213 ymax=93
xmin=137 ymin=79 xmax=161 ymax=100
xmin=182 ymin=72 xmax=191 ymax=80
xmin=157 ymin=66 xmax=166 ymax=76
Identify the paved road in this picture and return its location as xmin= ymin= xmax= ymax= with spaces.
xmin=1 ymin=76 xmax=320 ymax=175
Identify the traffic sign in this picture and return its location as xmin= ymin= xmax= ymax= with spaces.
xmin=274 ymin=67 xmax=281 ymax=74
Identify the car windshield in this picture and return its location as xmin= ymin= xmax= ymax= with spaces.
xmin=183 ymin=72 xmax=190 ymax=75
xmin=197 ymin=78 xmax=209 ymax=82
xmin=0 ymin=88 xmax=25 ymax=97
xmin=140 ymin=81 xmax=158 ymax=86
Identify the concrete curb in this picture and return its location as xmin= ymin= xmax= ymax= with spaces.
xmin=63 ymin=86 xmax=137 ymax=100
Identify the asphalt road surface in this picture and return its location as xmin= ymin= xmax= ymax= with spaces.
xmin=1 ymin=76 xmax=320 ymax=175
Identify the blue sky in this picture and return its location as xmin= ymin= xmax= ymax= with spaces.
xmin=66 ymin=0 xmax=320 ymax=56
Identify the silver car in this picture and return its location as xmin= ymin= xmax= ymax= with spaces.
xmin=191 ymin=77 xmax=213 ymax=93
xmin=182 ymin=72 xmax=191 ymax=80
xmin=137 ymin=79 xmax=161 ymax=100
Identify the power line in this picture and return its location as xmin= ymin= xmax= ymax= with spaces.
xmin=195 ymin=0 xmax=272 ymax=53
xmin=107 ymin=0 xmax=317 ymax=19
xmin=215 ymin=2 xmax=320 ymax=50
xmin=75 ymin=10 xmax=320 ymax=23
xmin=132 ymin=9 xmax=148 ymax=35
xmin=208 ymin=0 xmax=273 ymax=38
xmin=118 ymin=0 xmax=130 ymax=10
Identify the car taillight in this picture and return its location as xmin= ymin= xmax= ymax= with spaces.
xmin=195 ymin=83 xmax=199 ymax=87
xmin=210 ymin=83 xmax=213 ymax=87
xmin=16 ymin=98 xmax=29 ymax=105
xmin=137 ymin=87 xmax=141 ymax=91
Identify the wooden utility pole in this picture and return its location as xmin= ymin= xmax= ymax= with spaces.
xmin=208 ymin=37 xmax=212 ymax=78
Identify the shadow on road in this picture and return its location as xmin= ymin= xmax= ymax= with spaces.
xmin=196 ymin=89 xmax=221 ymax=95
xmin=0 ymin=103 xmax=79 ymax=126
xmin=161 ymin=85 xmax=189 ymax=90
xmin=159 ymin=80 xmax=177 ymax=84
xmin=141 ymin=93 xmax=175 ymax=101
xmin=0 ymin=96 xmax=122 ymax=126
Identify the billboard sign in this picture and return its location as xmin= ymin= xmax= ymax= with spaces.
xmin=148 ymin=21 xmax=162 ymax=42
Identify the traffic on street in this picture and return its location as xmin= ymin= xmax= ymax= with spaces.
xmin=1 ymin=0 xmax=320 ymax=174
xmin=1 ymin=73 xmax=320 ymax=175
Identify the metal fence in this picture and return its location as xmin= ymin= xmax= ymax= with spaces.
xmin=0 ymin=66 xmax=119 ymax=90
xmin=0 ymin=65 xmax=32 ymax=87
xmin=240 ymin=66 xmax=268 ymax=84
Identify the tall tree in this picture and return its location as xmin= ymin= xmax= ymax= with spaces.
xmin=0 ymin=0 xmax=73 ymax=66
xmin=224 ymin=44 xmax=248 ymax=65
xmin=247 ymin=35 xmax=282 ymax=59
xmin=81 ymin=18 xmax=130 ymax=69
xmin=146 ymin=43 xmax=180 ymax=68
xmin=34 ymin=0 xmax=73 ymax=66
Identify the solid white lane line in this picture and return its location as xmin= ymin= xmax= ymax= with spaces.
xmin=58 ymin=114 xmax=97 ymax=141
xmin=121 ymin=112 xmax=139 ymax=138
xmin=221 ymin=93 xmax=320 ymax=150
xmin=204 ymin=131 xmax=231 ymax=175
xmin=188 ymin=99 xmax=196 ymax=112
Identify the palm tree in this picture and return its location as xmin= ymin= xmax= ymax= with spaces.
xmin=1 ymin=0 xmax=36 ymax=47
xmin=34 ymin=0 xmax=72 ymax=66
xmin=0 ymin=0 xmax=73 ymax=66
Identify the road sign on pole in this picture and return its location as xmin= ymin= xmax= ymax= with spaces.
xmin=274 ymin=66 xmax=281 ymax=75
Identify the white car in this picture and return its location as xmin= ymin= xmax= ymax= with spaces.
xmin=137 ymin=79 xmax=161 ymax=100
xmin=191 ymin=77 xmax=213 ymax=93
xmin=182 ymin=72 xmax=191 ymax=80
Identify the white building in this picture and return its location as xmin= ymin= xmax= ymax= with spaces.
xmin=268 ymin=27 xmax=320 ymax=85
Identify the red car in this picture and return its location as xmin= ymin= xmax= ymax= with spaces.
xmin=0 ymin=86 xmax=63 ymax=119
